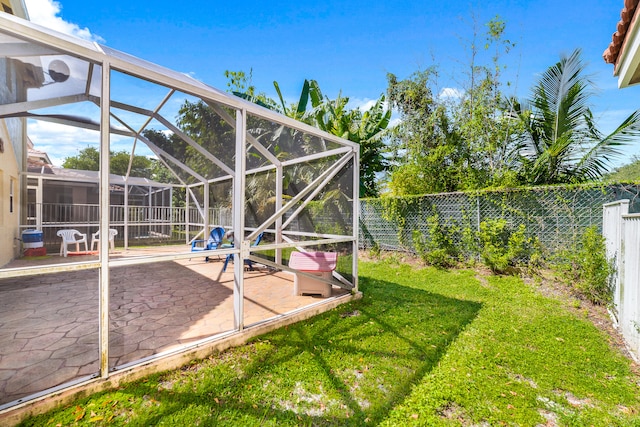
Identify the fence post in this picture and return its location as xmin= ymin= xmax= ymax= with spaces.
xmin=619 ymin=213 xmax=640 ymax=360
xmin=476 ymin=196 xmax=481 ymax=232
xmin=602 ymin=199 xmax=629 ymax=324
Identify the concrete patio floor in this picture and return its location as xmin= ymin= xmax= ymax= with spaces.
xmin=0 ymin=249 xmax=350 ymax=407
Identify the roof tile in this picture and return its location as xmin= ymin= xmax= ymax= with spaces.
xmin=604 ymin=0 xmax=640 ymax=65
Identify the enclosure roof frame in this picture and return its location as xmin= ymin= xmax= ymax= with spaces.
xmin=0 ymin=13 xmax=358 ymax=151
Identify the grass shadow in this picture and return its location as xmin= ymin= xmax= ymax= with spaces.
xmin=18 ymin=274 xmax=482 ymax=426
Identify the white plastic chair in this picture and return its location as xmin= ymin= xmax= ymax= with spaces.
xmin=90 ymin=228 xmax=118 ymax=251
xmin=57 ymin=229 xmax=88 ymax=257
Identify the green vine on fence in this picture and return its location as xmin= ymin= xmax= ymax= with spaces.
xmin=367 ymin=183 xmax=633 ymax=291
xmin=412 ymin=211 xmax=461 ymax=268
xmin=378 ymin=195 xmax=422 ymax=248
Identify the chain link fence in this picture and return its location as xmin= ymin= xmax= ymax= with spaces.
xmin=359 ymin=183 xmax=640 ymax=255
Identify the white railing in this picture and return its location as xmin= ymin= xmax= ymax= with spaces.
xmin=22 ymin=203 xmax=231 ymax=246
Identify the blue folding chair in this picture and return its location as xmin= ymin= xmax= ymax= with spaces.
xmin=222 ymin=232 xmax=264 ymax=272
xmin=191 ymin=226 xmax=225 ymax=262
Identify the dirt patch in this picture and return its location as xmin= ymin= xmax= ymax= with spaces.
xmin=359 ymin=249 xmax=423 ymax=267
xmin=525 ymin=269 xmax=638 ymax=368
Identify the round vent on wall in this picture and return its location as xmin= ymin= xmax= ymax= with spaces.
xmin=48 ymin=60 xmax=70 ymax=83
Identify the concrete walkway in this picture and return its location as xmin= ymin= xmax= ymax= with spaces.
xmin=0 ymin=254 xmax=348 ymax=407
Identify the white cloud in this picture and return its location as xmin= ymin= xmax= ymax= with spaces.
xmin=24 ymin=0 xmax=103 ymax=42
xmin=346 ymin=97 xmax=402 ymax=129
xmin=389 ymin=117 xmax=402 ymax=128
xmin=27 ymin=120 xmax=150 ymax=166
xmin=28 ymin=120 xmax=98 ymax=166
xmin=439 ymin=87 xmax=464 ymax=100
xmin=348 ymin=97 xmax=395 ymax=112
xmin=347 ymin=98 xmax=378 ymax=111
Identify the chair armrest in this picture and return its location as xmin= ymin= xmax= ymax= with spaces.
xmin=191 ymin=239 xmax=206 ymax=250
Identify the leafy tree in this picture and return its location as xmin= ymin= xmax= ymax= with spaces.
xmin=509 ymin=49 xmax=640 ymax=184
xmin=142 ymin=126 xmax=229 ymax=208
xmin=62 ymin=146 xmax=153 ymax=178
xmin=141 ymin=129 xmax=190 ymax=185
xmin=306 ymin=80 xmax=391 ymax=197
xmin=111 ymin=151 xmax=153 ymax=178
xmin=62 ymin=146 xmax=99 ymax=171
xmin=455 ymin=16 xmax=519 ymax=188
xmin=386 ymin=69 xmax=467 ymax=194
xmin=274 ymin=79 xmax=310 ymax=121
xmin=174 ymin=100 xmax=238 ymax=179
xmin=225 ymin=69 xmax=279 ymax=111
xmin=386 ymin=16 xmax=517 ymax=195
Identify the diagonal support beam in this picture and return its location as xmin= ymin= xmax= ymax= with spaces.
xmin=125 ymin=89 xmax=176 ymax=179
xmin=245 ymin=146 xmax=352 ymax=176
xmin=282 ymin=153 xmax=353 ymax=229
xmin=95 ymin=95 xmax=236 ymax=179
xmin=0 ymin=93 xmax=89 ymax=117
xmin=246 ymin=152 xmax=353 ymax=241
xmin=153 ymin=113 xmax=235 ymax=178
xmin=105 ymin=111 xmax=207 ymax=185
xmin=207 ymin=102 xmax=281 ymax=167
xmin=135 ymin=133 xmax=208 ymax=183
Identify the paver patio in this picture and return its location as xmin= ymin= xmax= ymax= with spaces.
xmin=0 ymin=250 xmax=349 ymax=407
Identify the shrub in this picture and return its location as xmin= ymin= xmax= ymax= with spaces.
xmin=556 ymin=226 xmax=613 ymax=305
xmin=477 ymin=219 xmax=531 ymax=274
xmin=369 ymin=242 xmax=381 ymax=259
xmin=412 ymin=213 xmax=460 ymax=268
xmin=461 ymin=224 xmax=480 ymax=264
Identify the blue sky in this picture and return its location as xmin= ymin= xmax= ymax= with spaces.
xmin=22 ymin=0 xmax=640 ymax=167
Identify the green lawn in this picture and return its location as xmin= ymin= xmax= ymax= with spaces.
xmin=18 ymin=259 xmax=640 ymax=426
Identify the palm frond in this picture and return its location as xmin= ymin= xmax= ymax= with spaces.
xmin=574 ymin=109 xmax=640 ymax=179
xmin=534 ymin=49 xmax=592 ymax=144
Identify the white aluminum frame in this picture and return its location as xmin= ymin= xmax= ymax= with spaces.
xmin=0 ymin=12 xmax=359 ymax=410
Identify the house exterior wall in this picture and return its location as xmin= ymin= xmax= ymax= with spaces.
xmin=0 ymin=120 xmax=21 ymax=266
xmin=0 ymin=1 xmax=32 ymax=266
xmin=0 ymin=0 xmax=28 ymax=17
xmin=0 ymin=55 xmax=26 ymax=266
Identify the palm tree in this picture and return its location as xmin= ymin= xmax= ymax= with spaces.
xmin=306 ymin=80 xmax=391 ymax=197
xmin=509 ymin=49 xmax=640 ymax=185
xmin=228 ymin=76 xmax=391 ymax=197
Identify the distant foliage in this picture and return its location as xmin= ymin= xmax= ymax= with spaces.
xmin=226 ymin=71 xmax=391 ymax=198
xmin=605 ymin=156 xmax=640 ymax=182
xmin=62 ymin=146 xmax=154 ymax=178
xmin=386 ymin=15 xmax=518 ymax=195
xmin=508 ymin=49 xmax=640 ymax=185
xmin=386 ymin=32 xmax=640 ymax=194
